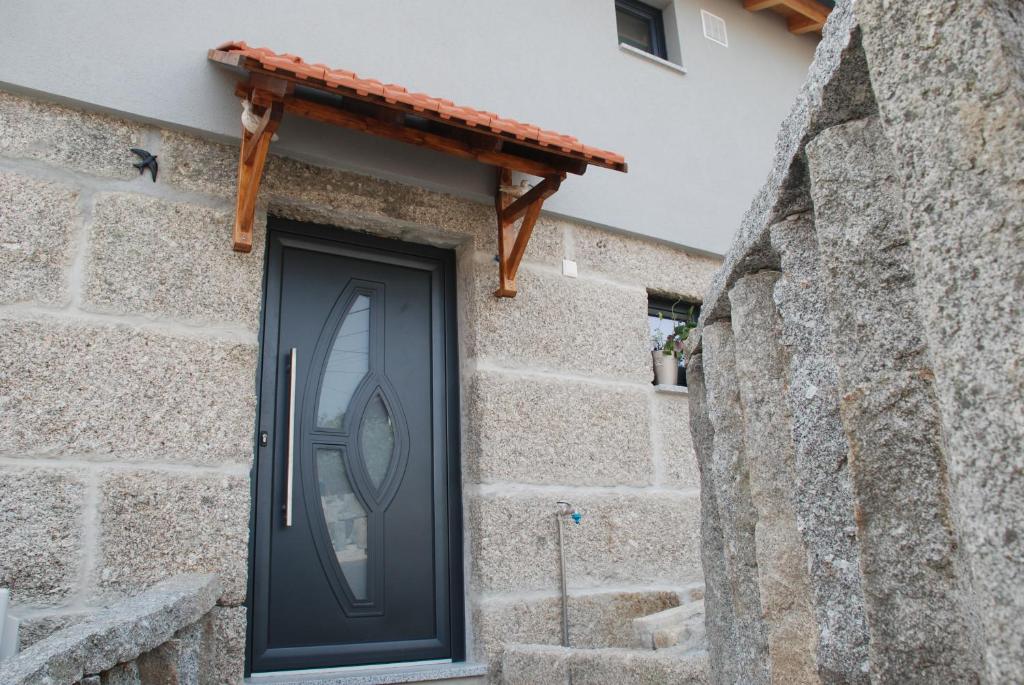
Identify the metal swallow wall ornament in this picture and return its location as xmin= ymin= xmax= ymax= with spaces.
xmin=129 ymin=148 xmax=158 ymax=181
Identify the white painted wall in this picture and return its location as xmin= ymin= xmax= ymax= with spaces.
xmin=0 ymin=0 xmax=816 ymax=254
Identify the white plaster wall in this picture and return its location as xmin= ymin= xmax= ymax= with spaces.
xmin=0 ymin=0 xmax=816 ymax=254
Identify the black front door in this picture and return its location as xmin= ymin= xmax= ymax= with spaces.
xmin=250 ymin=219 xmax=462 ymax=673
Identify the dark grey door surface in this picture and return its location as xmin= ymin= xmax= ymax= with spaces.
xmin=250 ymin=220 xmax=462 ymax=673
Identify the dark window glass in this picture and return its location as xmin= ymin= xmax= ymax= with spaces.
xmin=648 ymin=296 xmax=700 ymax=386
xmin=615 ymin=0 xmax=668 ymax=60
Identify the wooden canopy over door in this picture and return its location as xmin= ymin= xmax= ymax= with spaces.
xmin=208 ymin=41 xmax=628 ymax=297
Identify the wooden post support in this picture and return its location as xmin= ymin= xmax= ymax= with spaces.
xmin=493 ymin=169 xmax=565 ymax=297
xmin=232 ymin=91 xmax=283 ymax=252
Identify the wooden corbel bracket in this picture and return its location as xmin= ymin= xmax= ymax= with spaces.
xmin=232 ymin=79 xmax=288 ymax=252
xmin=494 ymin=168 xmax=566 ymax=297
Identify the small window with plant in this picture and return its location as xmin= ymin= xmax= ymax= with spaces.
xmin=648 ymin=296 xmax=700 ymax=387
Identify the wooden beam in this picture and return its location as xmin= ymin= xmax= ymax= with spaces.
xmin=782 ymin=0 xmax=829 ymax=24
xmin=503 ymin=195 xmax=543 ymax=278
xmin=221 ymin=60 xmax=627 ymax=173
xmin=788 ymin=15 xmax=825 ymax=33
xmin=232 ymin=97 xmax=282 ymax=252
xmin=743 ymin=0 xmax=830 ymax=33
xmin=499 ymin=175 xmax=563 ymax=227
xmin=494 ymin=172 xmax=564 ymax=297
xmin=495 ymin=168 xmax=516 ymax=297
xmin=274 ymin=94 xmax=575 ymax=178
xmin=743 ymin=0 xmax=785 ymax=10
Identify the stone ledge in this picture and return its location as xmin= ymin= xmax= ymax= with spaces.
xmin=654 ymin=384 xmax=688 ymax=395
xmin=0 ymin=574 xmax=220 ymax=685
xmin=246 ymin=662 xmax=489 ymax=684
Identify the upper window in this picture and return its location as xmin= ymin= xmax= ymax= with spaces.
xmin=615 ymin=0 xmax=668 ymax=60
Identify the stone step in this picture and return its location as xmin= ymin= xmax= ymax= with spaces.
xmin=501 ymin=644 xmax=707 ymax=685
xmin=631 ymin=599 xmax=705 ymax=650
xmin=245 ymin=662 xmax=488 ymax=685
xmin=475 ymin=586 xmax=702 ymax=660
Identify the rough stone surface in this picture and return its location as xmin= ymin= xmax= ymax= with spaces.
xmin=0 ymin=171 xmax=78 ymax=305
xmin=630 ymin=600 xmax=705 ymax=650
xmin=15 ymin=610 xmax=92 ymax=649
xmin=96 ymin=471 xmax=249 ymax=605
xmin=0 ymin=316 xmax=257 ymax=465
xmin=501 ymin=645 xmax=707 ymax=685
xmin=686 ymin=354 xmax=736 ymax=684
xmin=85 ymin=194 xmax=264 ymax=331
xmin=136 ymin=621 xmax=201 ymax=685
xmin=0 ymin=465 xmax=86 ymax=606
xmin=770 ymin=213 xmax=869 ymax=683
xmin=500 ymin=645 xmax=569 ymax=685
xmin=690 ymin=2 xmax=1022 ymax=682
xmin=266 ymin=155 xmax=493 ymax=247
xmin=808 ymin=115 xmax=984 ymax=683
xmin=699 ymin=323 xmax=768 ymax=685
xmin=0 ymin=91 xmax=146 ymax=179
xmin=654 ymin=389 xmax=699 ymax=489
xmin=729 ymin=272 xmax=818 ymax=685
xmin=840 ymin=372 xmax=982 ymax=683
xmin=160 ymin=130 xmax=497 ymax=251
xmin=468 ymin=491 xmax=701 ymax=594
xmin=466 ymin=264 xmax=650 ymax=382
xmin=465 ymin=370 xmax=653 ymax=486
xmin=100 ymin=660 xmax=141 ymax=685
xmin=805 ymin=123 xmax=927 ymax=380
xmin=571 ymin=222 xmax=719 ymax=297
xmin=857 ymin=2 xmax=1024 ymax=680
xmin=568 ymin=647 xmax=707 ymax=685
xmin=474 ymin=589 xmax=680 ymax=667
xmin=199 ymin=606 xmax=245 ymax=685
xmin=0 ymin=574 xmax=219 ymax=685
xmin=159 ymin=131 xmax=238 ymax=200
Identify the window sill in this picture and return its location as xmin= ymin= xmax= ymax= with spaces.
xmin=654 ymin=384 xmax=688 ymax=395
xmin=247 ymin=662 xmax=488 ymax=684
xmin=618 ymin=43 xmax=687 ymax=75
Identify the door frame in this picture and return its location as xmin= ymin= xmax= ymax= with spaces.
xmin=245 ymin=217 xmax=465 ymax=674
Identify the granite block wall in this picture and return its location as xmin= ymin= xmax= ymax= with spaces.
xmin=0 ymin=87 xmax=719 ymax=681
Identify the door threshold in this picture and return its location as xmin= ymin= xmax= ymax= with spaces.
xmin=247 ymin=659 xmax=489 ymax=684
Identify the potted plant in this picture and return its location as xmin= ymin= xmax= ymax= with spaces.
xmin=651 ymin=305 xmax=696 ymax=386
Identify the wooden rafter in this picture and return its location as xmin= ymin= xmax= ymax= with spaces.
xmin=742 ymin=0 xmax=831 ymax=34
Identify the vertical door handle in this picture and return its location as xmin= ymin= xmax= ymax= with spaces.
xmin=285 ymin=347 xmax=297 ymax=527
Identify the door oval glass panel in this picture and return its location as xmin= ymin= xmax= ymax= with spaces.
xmin=316 ymin=295 xmax=370 ymax=430
xmin=360 ymin=392 xmax=396 ymax=490
xmin=315 ymin=446 xmax=369 ymax=600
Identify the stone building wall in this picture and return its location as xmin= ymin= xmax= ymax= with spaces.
xmin=0 ymin=87 xmax=718 ymax=680
xmin=687 ymin=1 xmax=1023 ymax=683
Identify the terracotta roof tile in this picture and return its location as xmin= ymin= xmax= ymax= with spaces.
xmin=211 ymin=41 xmax=626 ymax=171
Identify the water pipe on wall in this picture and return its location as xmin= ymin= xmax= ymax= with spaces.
xmin=555 ymin=501 xmax=582 ymax=648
